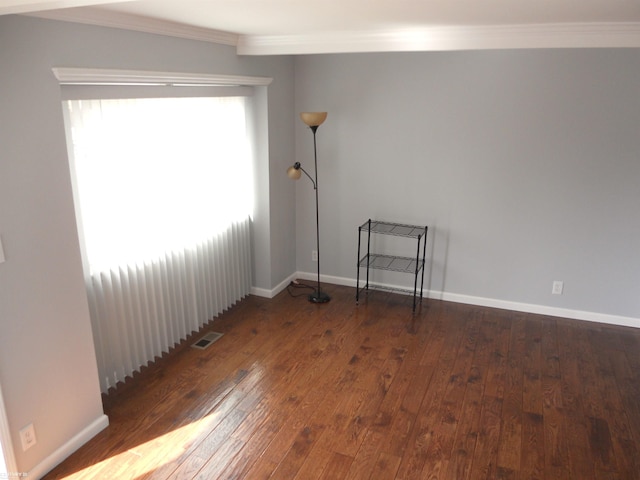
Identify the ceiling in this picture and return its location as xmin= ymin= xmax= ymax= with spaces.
xmin=4 ymin=0 xmax=640 ymax=54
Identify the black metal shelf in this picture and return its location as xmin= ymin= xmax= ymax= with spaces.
xmin=356 ymin=219 xmax=428 ymax=312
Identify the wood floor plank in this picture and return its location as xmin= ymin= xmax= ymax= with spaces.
xmin=393 ymin=306 xmax=468 ymax=479
xmin=540 ymin=318 xmax=563 ymax=410
xmin=468 ymin=395 xmax=502 ymax=480
xmin=576 ymin=327 xmax=610 ymax=420
xmin=441 ymin=313 xmax=499 ymax=480
xmin=192 ymin=437 xmax=245 ymax=479
xmin=343 ymin=429 xmax=385 ymax=480
xmin=420 ymin=310 xmax=482 ymax=476
xmin=543 ymin=406 xmax=571 ymax=479
xmin=292 ymin=446 xmax=336 ymax=480
xmin=496 ymin=314 xmax=523 ymax=474
xmin=556 ymin=320 xmax=587 ymax=415
xmin=563 ymin=410 xmax=597 ymax=480
xmin=442 ymin=374 xmax=480 ymax=480
xmin=522 ymin=316 xmax=543 ymax=415
xmin=521 ymin=412 xmax=545 ymax=479
xmin=317 ymin=452 xmax=354 ymax=480
xmin=42 ymin=284 xmax=640 ymax=480
xmin=587 ymin=416 xmax=617 ymax=475
xmin=482 ymin=312 xmax=511 ymax=401
xmin=606 ymin=349 xmax=640 ymax=478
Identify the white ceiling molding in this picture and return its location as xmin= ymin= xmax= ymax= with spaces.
xmin=237 ymin=22 xmax=640 ymax=55
xmin=23 ymin=6 xmax=640 ymax=55
xmin=29 ymin=6 xmax=238 ymax=46
xmin=52 ymin=67 xmax=273 ymax=86
xmin=0 ymin=0 xmax=128 ymax=15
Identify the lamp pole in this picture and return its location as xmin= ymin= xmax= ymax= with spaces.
xmin=309 ymin=124 xmax=329 ymax=303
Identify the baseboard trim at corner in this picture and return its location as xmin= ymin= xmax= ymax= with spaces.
xmin=250 ymin=273 xmax=298 ymax=299
xmin=249 ymin=286 xmax=273 ymax=298
xmin=27 ymin=414 xmax=109 ymax=479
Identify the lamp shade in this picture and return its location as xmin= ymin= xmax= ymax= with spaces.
xmin=300 ymin=112 xmax=327 ymax=127
xmin=287 ymin=165 xmax=302 ymax=180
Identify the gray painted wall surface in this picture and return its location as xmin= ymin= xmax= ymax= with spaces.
xmin=294 ymin=50 xmax=640 ymax=319
xmin=0 ymin=15 xmax=294 ymax=474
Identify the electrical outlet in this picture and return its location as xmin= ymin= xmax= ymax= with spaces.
xmin=552 ymin=280 xmax=564 ymax=295
xmin=312 ymin=250 xmax=318 ymax=262
xmin=19 ymin=423 xmax=37 ymax=451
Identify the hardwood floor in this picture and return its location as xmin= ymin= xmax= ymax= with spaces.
xmin=43 ymin=283 xmax=640 ymax=479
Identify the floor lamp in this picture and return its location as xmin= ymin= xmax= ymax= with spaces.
xmin=287 ymin=112 xmax=331 ymax=303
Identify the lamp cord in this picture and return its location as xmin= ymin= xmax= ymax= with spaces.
xmin=286 ymin=280 xmax=316 ymax=298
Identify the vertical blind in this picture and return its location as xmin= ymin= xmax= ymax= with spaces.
xmin=65 ymin=96 xmax=252 ymax=392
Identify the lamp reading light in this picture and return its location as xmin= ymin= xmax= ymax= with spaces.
xmin=287 ymin=162 xmax=302 ymax=180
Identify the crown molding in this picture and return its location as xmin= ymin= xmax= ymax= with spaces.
xmin=24 ymin=8 xmax=640 ymax=55
xmin=0 ymin=0 xmax=121 ymax=15
xmin=237 ymin=22 xmax=640 ymax=55
xmin=28 ymin=6 xmax=238 ymax=45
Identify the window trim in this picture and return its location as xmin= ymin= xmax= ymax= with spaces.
xmin=52 ymin=67 xmax=273 ymax=87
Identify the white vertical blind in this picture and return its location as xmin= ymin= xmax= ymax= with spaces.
xmin=65 ymin=96 xmax=253 ymax=392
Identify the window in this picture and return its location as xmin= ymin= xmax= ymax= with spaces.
xmin=58 ymin=69 xmax=271 ymax=391
xmin=66 ymin=96 xmax=252 ymax=274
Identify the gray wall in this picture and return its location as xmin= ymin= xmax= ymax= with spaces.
xmin=0 ymin=14 xmax=295 ymax=474
xmin=294 ymin=50 xmax=640 ymax=320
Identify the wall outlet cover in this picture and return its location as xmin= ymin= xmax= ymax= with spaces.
xmin=552 ymin=280 xmax=564 ymax=295
xmin=19 ymin=423 xmax=36 ymax=451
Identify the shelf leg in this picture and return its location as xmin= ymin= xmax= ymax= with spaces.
xmin=356 ymin=226 xmax=362 ymax=303
xmin=412 ymin=231 xmax=422 ymax=312
xmin=419 ymin=226 xmax=428 ymax=307
xmin=365 ymin=219 xmax=371 ymax=293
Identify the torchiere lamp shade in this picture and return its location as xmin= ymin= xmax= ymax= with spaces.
xmin=300 ymin=112 xmax=327 ymax=127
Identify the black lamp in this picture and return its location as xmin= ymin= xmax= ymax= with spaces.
xmin=287 ymin=112 xmax=330 ymax=303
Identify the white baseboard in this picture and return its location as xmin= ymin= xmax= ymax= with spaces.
xmin=436 ymin=291 xmax=640 ymax=329
xmin=0 ymin=384 xmax=18 ymax=477
xmin=294 ymin=271 xmax=358 ymax=288
xmin=27 ymin=414 xmax=109 ymax=480
xmin=250 ymin=272 xmax=298 ymax=299
xmin=249 ymin=286 xmax=273 ymax=298
xmin=285 ymin=271 xmax=640 ymax=329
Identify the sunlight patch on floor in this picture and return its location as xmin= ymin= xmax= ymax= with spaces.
xmin=59 ymin=415 xmax=216 ymax=479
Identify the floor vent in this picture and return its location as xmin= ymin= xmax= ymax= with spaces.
xmin=191 ymin=331 xmax=224 ymax=350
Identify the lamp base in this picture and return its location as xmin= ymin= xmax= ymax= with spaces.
xmin=308 ymin=290 xmax=331 ymax=303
